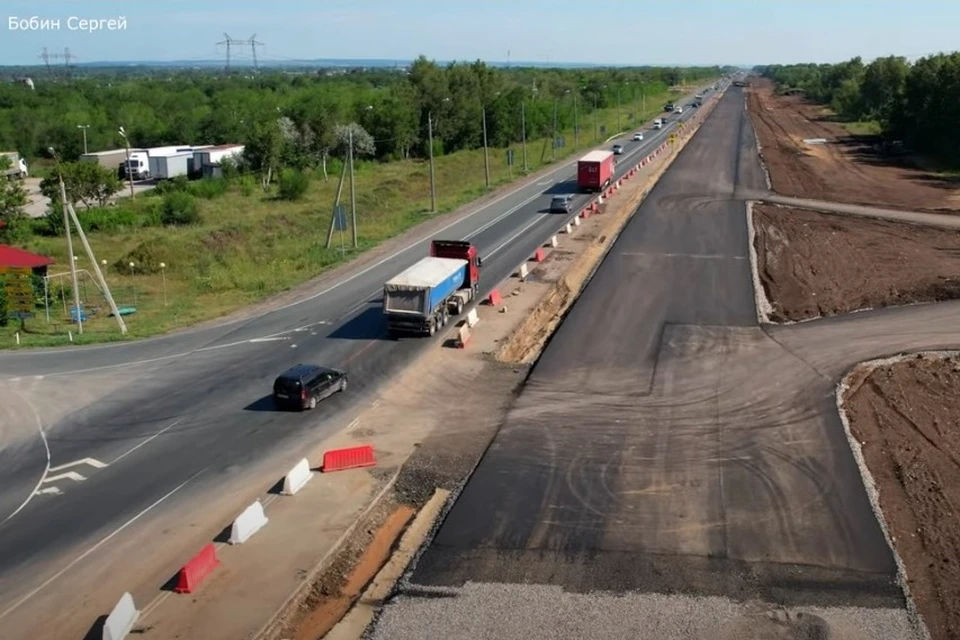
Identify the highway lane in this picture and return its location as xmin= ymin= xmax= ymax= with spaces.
xmin=0 ymin=90 xmax=711 ymax=624
xmin=0 ymin=103 xmax=696 ymax=379
xmin=370 ymin=84 xmax=916 ymax=638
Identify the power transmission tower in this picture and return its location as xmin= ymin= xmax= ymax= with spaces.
xmin=62 ymin=48 xmax=75 ymax=79
xmin=39 ymin=47 xmax=51 ymax=74
xmin=217 ymin=33 xmax=234 ymax=72
xmin=248 ymin=34 xmax=263 ymax=72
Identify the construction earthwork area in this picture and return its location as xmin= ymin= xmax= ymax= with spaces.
xmin=747 ymin=76 xmax=960 ymax=640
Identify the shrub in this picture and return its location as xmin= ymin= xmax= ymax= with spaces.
xmin=188 ymin=178 xmax=228 ymax=199
xmin=153 ymin=176 xmax=190 ymax=195
xmin=161 ymin=192 xmax=200 ymax=226
xmin=277 ymin=169 xmax=310 ymax=201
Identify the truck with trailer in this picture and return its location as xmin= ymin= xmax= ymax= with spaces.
xmin=382 ymin=240 xmax=482 ymax=337
xmin=576 ymin=150 xmax=615 ymax=192
xmin=80 ymin=148 xmax=142 ymax=177
xmin=1 ymin=152 xmax=28 ymax=179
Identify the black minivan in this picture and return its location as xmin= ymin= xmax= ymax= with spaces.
xmin=273 ymin=364 xmax=347 ymax=411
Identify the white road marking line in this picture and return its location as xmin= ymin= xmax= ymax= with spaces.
xmin=110 ymin=418 xmax=183 ymax=466
xmin=48 ymin=457 xmax=107 ymax=473
xmin=347 ymin=418 xmax=360 ymax=431
xmin=371 ymin=399 xmax=380 ymax=409
xmin=43 ymin=471 xmax=86 ymax=484
xmin=140 ymin=591 xmax=172 ymax=620
xmin=248 ymin=336 xmax=291 ymax=343
xmin=0 ymin=469 xmax=204 ymax=622
xmin=2 ymin=392 xmax=50 ymax=525
xmin=34 ymin=487 xmax=62 ymax=496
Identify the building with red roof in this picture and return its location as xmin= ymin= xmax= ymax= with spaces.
xmin=0 ymin=244 xmax=55 ymax=275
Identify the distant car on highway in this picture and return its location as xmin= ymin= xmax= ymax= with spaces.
xmin=549 ymin=194 xmax=573 ymax=213
xmin=273 ymin=364 xmax=347 ymax=411
xmin=632 ymin=132 xmax=644 ymax=141
xmin=675 ymin=106 xmax=683 ymax=114
xmin=612 ymin=144 xmax=624 ymax=155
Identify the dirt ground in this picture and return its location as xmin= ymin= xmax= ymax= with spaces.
xmin=843 ymin=353 xmax=960 ymax=640
xmin=751 ymin=203 xmax=960 ymax=322
xmin=746 ymin=78 xmax=960 ymax=212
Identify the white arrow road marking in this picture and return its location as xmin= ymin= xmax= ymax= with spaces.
xmin=43 ymin=471 xmax=86 ymax=484
xmin=34 ymin=487 xmax=62 ymax=496
xmin=48 ymin=457 xmax=107 ymax=473
xmin=248 ymin=336 xmax=291 ymax=343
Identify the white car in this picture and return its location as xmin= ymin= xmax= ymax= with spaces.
xmin=632 ymin=132 xmax=644 ymax=141
xmin=612 ymin=144 xmax=624 ymax=155
xmin=675 ymin=106 xmax=683 ymax=114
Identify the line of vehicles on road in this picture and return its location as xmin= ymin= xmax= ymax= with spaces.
xmin=271 ymin=86 xmax=717 ymax=411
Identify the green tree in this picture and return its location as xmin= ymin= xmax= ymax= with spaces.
xmin=39 ymin=161 xmax=121 ymax=210
xmin=0 ymin=156 xmax=28 ymax=244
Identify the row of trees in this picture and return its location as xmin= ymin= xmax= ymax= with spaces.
xmin=0 ymin=59 xmax=727 ymax=168
xmin=755 ymin=52 xmax=960 ymax=160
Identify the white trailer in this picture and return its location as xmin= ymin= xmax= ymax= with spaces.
xmin=149 ymin=151 xmax=192 ymax=180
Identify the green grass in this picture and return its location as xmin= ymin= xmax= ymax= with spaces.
xmin=840 ymin=120 xmax=882 ymax=136
xmin=1 ymin=86 xmax=703 ymax=349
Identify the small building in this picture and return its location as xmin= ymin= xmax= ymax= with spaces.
xmin=0 ymin=244 xmax=55 ymax=277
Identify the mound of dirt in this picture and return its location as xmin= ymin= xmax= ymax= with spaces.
xmin=751 ymin=204 xmax=960 ymax=322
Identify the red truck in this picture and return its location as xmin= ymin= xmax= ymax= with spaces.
xmin=577 ymin=150 xmax=615 ymax=192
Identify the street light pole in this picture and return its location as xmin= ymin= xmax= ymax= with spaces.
xmin=573 ymin=92 xmax=579 ymax=149
xmin=521 ymin=101 xmax=528 ymax=172
xmin=593 ymin=97 xmax=598 ymax=142
xmin=551 ymin=98 xmax=558 ymax=162
xmin=481 ymin=107 xmax=491 ymax=188
xmin=160 ymin=262 xmax=167 ymax=306
xmin=617 ymin=86 xmax=622 ymax=133
xmin=118 ymin=127 xmax=135 ymax=199
xmin=77 ymin=125 xmax=89 ymax=154
xmin=428 ymin=112 xmax=437 ymax=213
xmin=348 ymin=127 xmax=357 ymax=247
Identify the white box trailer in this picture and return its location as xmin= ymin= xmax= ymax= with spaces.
xmin=149 ymin=152 xmax=192 ymax=180
xmin=194 ymin=144 xmax=244 ymax=168
xmin=80 ymin=149 xmax=144 ymax=175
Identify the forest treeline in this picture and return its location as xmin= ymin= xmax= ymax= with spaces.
xmin=755 ymin=52 xmax=960 ymax=161
xmin=0 ymin=58 xmax=727 ymax=165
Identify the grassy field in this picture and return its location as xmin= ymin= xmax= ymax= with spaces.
xmin=2 ymin=86 xmax=701 ymax=348
xmin=839 ymin=120 xmax=882 ymax=136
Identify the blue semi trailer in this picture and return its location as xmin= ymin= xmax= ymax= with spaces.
xmin=382 ymin=240 xmax=482 ymax=336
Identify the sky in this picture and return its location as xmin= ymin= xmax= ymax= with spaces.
xmin=1 ymin=0 xmax=958 ymax=67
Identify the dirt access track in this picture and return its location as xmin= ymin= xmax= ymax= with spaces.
xmin=747 ymin=77 xmax=960 ymax=213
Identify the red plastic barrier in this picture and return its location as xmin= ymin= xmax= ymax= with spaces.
xmin=321 ymin=445 xmax=376 ymax=473
xmin=580 ymin=209 xmax=590 ymax=219
xmin=591 ymin=202 xmax=598 ymax=212
xmin=174 ymin=543 xmax=220 ymax=594
xmin=488 ymin=289 xmax=503 ymax=304
xmin=531 ymin=248 xmax=545 ymax=263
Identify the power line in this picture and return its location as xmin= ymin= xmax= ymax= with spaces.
xmin=248 ymin=34 xmax=263 ymax=72
xmin=216 ymin=33 xmax=262 ymax=73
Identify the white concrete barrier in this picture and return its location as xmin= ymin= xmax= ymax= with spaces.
xmin=466 ymin=308 xmax=479 ymax=328
xmin=549 ymin=235 xmax=559 ymax=248
xmin=572 ymin=215 xmax=581 ymax=227
xmin=282 ymin=458 xmax=313 ymax=496
xmin=597 ymin=195 xmax=604 ymax=204
xmin=517 ymin=263 xmax=529 ymax=280
xmin=564 ymin=223 xmax=573 ymax=234
xmin=229 ymin=500 xmax=269 ymax=545
xmin=103 ymin=592 xmax=139 ymax=640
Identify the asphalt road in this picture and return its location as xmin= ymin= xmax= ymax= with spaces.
xmin=368 ymin=86 xmax=931 ymax=639
xmin=0 ymin=89 xmax=709 ymax=628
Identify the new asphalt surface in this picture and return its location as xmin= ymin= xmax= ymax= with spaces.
xmin=0 ymin=89 xmax=708 ymax=628
xmin=369 ymin=86 xmax=928 ymax=639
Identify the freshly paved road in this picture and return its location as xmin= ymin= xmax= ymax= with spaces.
xmin=368 ymin=86 xmax=948 ymax=638
xmin=0 ymin=89 xmax=708 ymax=630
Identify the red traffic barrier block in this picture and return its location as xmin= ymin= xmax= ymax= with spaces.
xmin=488 ymin=288 xmax=503 ymax=305
xmin=531 ymin=248 xmax=545 ymax=263
xmin=580 ymin=209 xmax=590 ymax=219
xmin=322 ymin=445 xmax=376 ymax=473
xmin=591 ymin=201 xmax=599 ymax=212
xmin=174 ymin=543 xmax=220 ymax=594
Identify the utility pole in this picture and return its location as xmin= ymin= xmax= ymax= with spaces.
xmin=77 ymin=124 xmax=89 ymax=154
xmin=482 ymin=107 xmax=490 ymax=188
xmin=573 ymin=92 xmax=579 ymax=148
xmin=118 ymin=126 xmax=135 ymax=199
xmin=56 ymin=167 xmax=82 ymax=334
xmin=521 ymin=101 xmax=528 ymax=172
xmin=633 ymin=86 xmax=638 ymax=123
xmin=66 ymin=202 xmax=126 ymax=334
xmin=593 ymin=97 xmax=598 ymax=142
xmin=39 ymin=48 xmax=51 ymax=74
xmin=428 ymin=112 xmax=437 ymax=212
xmin=551 ymin=99 xmax=558 ymax=162
xmin=348 ymin=127 xmax=357 ymax=247
xmin=617 ymin=85 xmax=622 ymax=133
